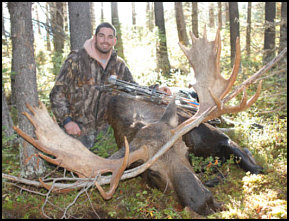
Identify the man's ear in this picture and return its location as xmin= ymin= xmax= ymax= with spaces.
xmin=113 ymin=36 xmax=117 ymax=46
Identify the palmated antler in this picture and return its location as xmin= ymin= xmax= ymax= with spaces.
xmin=13 ymin=101 xmax=148 ymax=199
xmin=176 ymin=27 xmax=262 ymax=130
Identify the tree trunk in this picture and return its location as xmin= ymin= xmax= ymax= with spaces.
xmin=154 ymin=2 xmax=171 ymax=77
xmin=209 ymin=3 xmax=215 ymax=28
xmin=9 ymin=0 xmax=17 ymax=108
xmin=45 ymin=3 xmax=51 ymax=52
xmin=279 ymin=2 xmax=287 ymax=53
xmin=90 ymin=2 xmax=96 ymax=35
xmin=246 ymin=2 xmax=252 ymax=57
xmin=229 ymin=2 xmax=240 ymax=67
xmin=175 ymin=2 xmax=189 ymax=46
xmin=191 ymin=2 xmax=198 ymax=38
xmin=2 ymin=87 xmax=16 ymax=145
xmin=225 ymin=2 xmax=230 ymax=26
xmin=68 ymin=2 xmax=92 ymax=51
xmin=101 ymin=2 xmax=104 ymax=23
xmin=50 ymin=2 xmax=65 ymax=53
xmin=146 ymin=2 xmax=154 ymax=32
xmin=111 ymin=2 xmax=125 ymax=60
xmin=34 ymin=4 xmax=41 ymax=36
xmin=146 ymin=2 xmax=150 ymax=30
xmin=263 ymin=2 xmax=276 ymax=64
xmin=218 ymin=2 xmax=222 ymax=29
xmin=8 ymin=2 xmax=45 ymax=178
xmin=63 ymin=2 xmax=68 ymax=32
xmin=3 ymin=3 xmax=15 ymax=107
xmin=132 ymin=2 xmax=136 ymax=26
xmin=49 ymin=2 xmax=65 ymax=76
xmin=10 ymin=72 xmax=16 ymax=106
xmin=2 ymin=2 xmax=5 ymax=38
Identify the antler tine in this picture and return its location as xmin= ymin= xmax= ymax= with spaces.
xmin=204 ymin=80 xmax=263 ymax=122
xmin=22 ymin=111 xmax=37 ymax=128
xmin=94 ymin=136 xmax=130 ymax=200
xmin=245 ymin=80 xmax=263 ymax=107
xmin=13 ymin=126 xmax=56 ymax=157
xmin=189 ymin=31 xmax=197 ymax=43
xmin=215 ymin=28 xmax=221 ymax=75
xmin=220 ymin=37 xmax=241 ymax=99
xmin=178 ymin=42 xmax=194 ymax=69
xmin=39 ymin=100 xmax=48 ymax=110
xmin=25 ymin=103 xmax=36 ymax=115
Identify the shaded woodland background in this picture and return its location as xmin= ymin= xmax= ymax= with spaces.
xmin=2 ymin=2 xmax=287 ymax=219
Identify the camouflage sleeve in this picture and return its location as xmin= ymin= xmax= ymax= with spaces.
xmin=115 ymin=58 xmax=138 ymax=85
xmin=49 ymin=52 xmax=77 ymax=124
xmin=123 ymin=66 xmax=138 ymax=84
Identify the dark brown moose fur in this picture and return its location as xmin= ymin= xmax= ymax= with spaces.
xmin=107 ymin=93 xmax=263 ymax=215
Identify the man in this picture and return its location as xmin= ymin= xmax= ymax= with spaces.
xmin=50 ymin=22 xmax=170 ymax=148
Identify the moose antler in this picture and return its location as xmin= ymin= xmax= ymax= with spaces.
xmin=179 ymin=28 xmax=240 ymax=113
xmin=13 ymin=101 xmax=148 ymax=199
xmin=175 ymin=27 xmax=262 ymax=131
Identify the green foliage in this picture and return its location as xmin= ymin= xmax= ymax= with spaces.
xmin=90 ymin=126 xmax=118 ymax=158
xmin=190 ymin=154 xmax=236 ymax=184
xmin=50 ymin=51 xmax=64 ymax=76
xmin=35 ymin=50 xmax=48 ymax=67
xmin=2 ymin=126 xmax=17 ymax=146
xmin=2 ymin=130 xmax=20 ymax=176
xmin=2 ymin=68 xmax=10 ymax=87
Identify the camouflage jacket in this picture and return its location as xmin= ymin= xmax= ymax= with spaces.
xmin=50 ymin=48 xmax=135 ymax=136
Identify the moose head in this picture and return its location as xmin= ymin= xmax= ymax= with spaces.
xmin=13 ymin=27 xmax=265 ymax=215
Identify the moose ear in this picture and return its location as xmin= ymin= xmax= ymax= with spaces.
xmin=160 ymin=94 xmax=178 ymax=128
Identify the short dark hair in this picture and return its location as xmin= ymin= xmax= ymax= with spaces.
xmin=94 ymin=22 xmax=117 ymax=36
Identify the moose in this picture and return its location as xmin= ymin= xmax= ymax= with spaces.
xmin=13 ymin=28 xmax=266 ymax=215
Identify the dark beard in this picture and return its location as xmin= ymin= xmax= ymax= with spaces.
xmin=95 ymin=42 xmax=111 ymax=54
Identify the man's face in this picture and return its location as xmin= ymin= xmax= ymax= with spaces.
xmin=95 ymin=27 xmax=117 ymax=54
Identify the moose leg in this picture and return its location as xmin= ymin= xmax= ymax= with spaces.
xmin=170 ymin=157 xmax=220 ymax=215
xmin=222 ymin=141 xmax=263 ymax=174
xmin=184 ymin=123 xmax=263 ymax=174
xmin=141 ymin=159 xmax=219 ymax=215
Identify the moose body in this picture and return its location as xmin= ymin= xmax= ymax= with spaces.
xmin=106 ymin=93 xmax=262 ymax=215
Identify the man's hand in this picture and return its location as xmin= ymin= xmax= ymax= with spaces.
xmin=64 ymin=121 xmax=81 ymax=136
xmin=159 ymin=86 xmax=172 ymax=95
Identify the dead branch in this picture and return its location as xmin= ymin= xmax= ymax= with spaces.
xmin=223 ymin=47 xmax=287 ymax=104
xmin=3 ymin=172 xmax=101 ymax=219
xmin=258 ymin=104 xmax=287 ymax=115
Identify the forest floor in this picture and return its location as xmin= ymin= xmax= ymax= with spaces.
xmin=2 ymin=109 xmax=287 ymax=219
